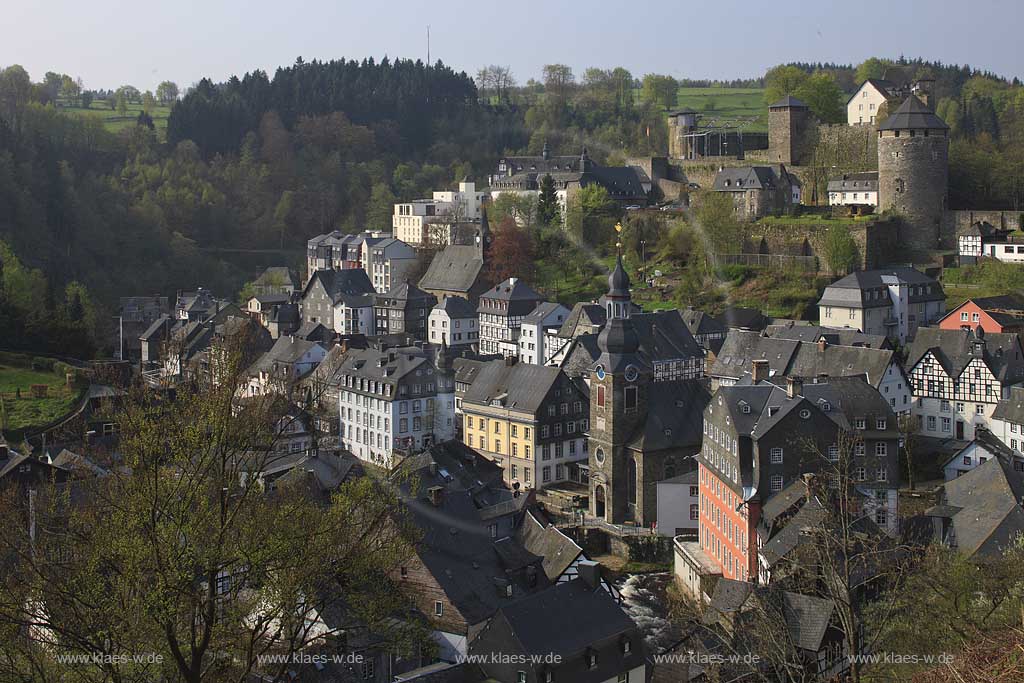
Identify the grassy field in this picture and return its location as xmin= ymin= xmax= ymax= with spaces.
xmin=0 ymin=361 xmax=81 ymax=433
xmin=64 ymin=100 xmax=172 ymax=138
xmin=674 ymin=86 xmax=767 ymax=132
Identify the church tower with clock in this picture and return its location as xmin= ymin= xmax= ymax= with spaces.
xmin=588 ymin=248 xmax=653 ymax=525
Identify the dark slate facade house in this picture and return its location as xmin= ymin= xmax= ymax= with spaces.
xmin=266 ymin=302 xmax=301 ymax=340
xmin=117 ymin=296 xmax=170 ymax=361
xmin=301 ymin=268 xmax=376 ymax=334
xmin=927 ymin=454 xmax=1024 ymax=559
xmin=716 ymin=306 xmax=768 ymax=332
xmin=764 ymin=323 xmax=891 ymax=350
xmin=374 ymin=281 xmax=438 ymax=341
xmin=468 ymin=572 xmax=648 ymax=683
xmin=251 ymin=266 xmax=297 ymax=295
xmin=712 ymin=165 xmax=799 ymax=220
xmin=389 ymin=444 xmax=547 ymax=662
xmin=681 ymin=307 xmax=729 ymax=357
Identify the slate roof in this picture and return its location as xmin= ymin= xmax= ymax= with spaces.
xmin=434 ymin=295 xmax=478 ymax=319
xmin=461 ymin=361 xmax=567 ymax=414
xmin=303 ymin=268 xmax=376 ymax=307
xmin=250 ymin=292 xmax=291 ymax=306
xmin=713 ymin=166 xmax=787 ymax=192
xmin=769 ymin=95 xmax=809 ymax=109
xmin=879 ymin=95 xmax=949 ymax=131
xmin=759 ymin=496 xmax=828 ymax=568
xmin=625 ymin=380 xmax=709 ymax=453
xmin=419 ymin=245 xmax=484 ymax=295
xmin=556 ymin=303 xmax=607 ymax=338
xmin=522 ymin=301 xmax=567 ymax=325
xmin=993 ymin=385 xmax=1024 ymax=425
xmin=827 ymin=171 xmax=879 ymax=193
xmin=492 ymin=578 xmax=639 ymax=657
xmin=139 ymin=314 xmax=172 ymax=342
xmin=253 ymin=266 xmax=296 ymax=288
xmin=392 ymin=449 xmax=549 ymax=625
xmin=711 ymin=330 xmax=799 ymax=381
xmin=969 ymin=294 xmax=1024 ymax=314
xmin=931 ymin=455 xmax=1024 ymax=558
xmin=377 ymin=280 xmax=436 ymax=305
xmin=478 ymin=278 xmax=543 ymax=316
xmin=906 ymin=327 xmax=1024 ymax=385
xmin=681 ymin=307 xmax=728 ymax=339
xmin=765 ymin=324 xmax=890 ymax=349
xmin=333 ymin=344 xmax=432 ymax=393
xmin=704 ymin=579 xmax=836 ymax=652
xmin=717 ymin=306 xmax=768 ymax=331
xmin=817 ymin=266 xmax=944 ymax=309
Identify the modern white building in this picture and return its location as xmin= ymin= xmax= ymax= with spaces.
xmin=518 ymin=302 xmax=570 ymax=365
xmin=305 ymin=230 xmax=390 ymax=283
xmin=334 ymin=342 xmax=455 ymax=468
xmin=428 ymin=295 xmax=479 ymax=348
xmin=393 ymin=181 xmax=486 ymax=247
xmin=367 ymin=237 xmax=417 ymax=294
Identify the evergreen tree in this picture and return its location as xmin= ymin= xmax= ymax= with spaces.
xmin=536 ymin=173 xmax=560 ymax=226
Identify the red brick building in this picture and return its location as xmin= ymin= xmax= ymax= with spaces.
xmin=938 ymin=295 xmax=1024 ymax=334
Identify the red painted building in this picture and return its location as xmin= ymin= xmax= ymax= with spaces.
xmin=938 ymin=295 xmax=1024 ymax=334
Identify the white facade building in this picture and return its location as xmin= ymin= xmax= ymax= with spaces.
xmin=518 ymin=302 xmax=570 ymax=365
xmin=428 ymin=295 xmax=479 ymax=348
xmin=393 ymin=181 xmax=485 ymax=247
xmin=368 ymin=237 xmax=417 ymax=293
xmin=656 ymin=471 xmax=700 ymax=537
xmin=827 ymin=172 xmax=878 ymax=207
xmin=847 ymin=79 xmax=891 ymax=125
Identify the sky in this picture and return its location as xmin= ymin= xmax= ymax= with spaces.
xmin=5 ymin=0 xmax=1023 ymax=92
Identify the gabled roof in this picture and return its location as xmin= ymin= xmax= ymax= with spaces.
xmin=493 ymin=578 xmax=638 ymax=657
xmin=461 ymin=361 xmax=573 ymax=415
xmin=522 ymin=301 xmax=568 ymax=325
xmin=376 ymin=280 xmax=436 ymax=305
xmin=933 ymin=455 xmax=1024 ymax=558
xmin=818 ymin=266 xmax=944 ymax=309
xmin=713 ymin=166 xmax=789 ymax=192
xmin=302 ymin=268 xmax=376 ymax=307
xmin=704 ymin=579 xmax=836 ymax=652
xmin=434 ymin=295 xmax=478 ymax=319
xmin=993 ymin=386 xmax=1024 ymax=425
xmin=717 ymin=306 xmax=767 ymax=331
xmin=766 ymin=324 xmax=890 ymax=349
xmin=626 ymin=380 xmax=709 ymax=453
xmin=557 ymin=303 xmax=607 ymax=339
xmin=906 ymin=327 xmax=1024 ymax=385
xmin=419 ymin=245 xmax=484 ymax=295
xmin=478 ymin=278 xmax=543 ymax=315
xmin=878 ymin=96 xmax=949 ymax=131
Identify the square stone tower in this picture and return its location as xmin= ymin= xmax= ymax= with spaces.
xmin=768 ymin=95 xmax=811 ymax=166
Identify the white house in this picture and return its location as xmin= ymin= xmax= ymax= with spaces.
xmin=428 ymin=295 xmax=478 ymax=348
xmin=656 ymin=471 xmax=700 ymax=537
xmin=941 ymin=432 xmax=1024 ymax=481
xmin=245 ymin=337 xmax=327 ymax=397
xmin=334 ymin=343 xmax=454 ymax=468
xmin=957 ymin=220 xmax=1024 ymax=266
xmin=518 ymin=302 xmax=570 ymax=365
xmin=847 ymin=79 xmax=893 ymax=125
xmin=827 ymin=172 xmax=878 ymax=208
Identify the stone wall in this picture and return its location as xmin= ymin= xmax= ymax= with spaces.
xmin=878 ymin=129 xmax=949 ymax=253
xmin=748 ymin=217 xmax=902 ymax=271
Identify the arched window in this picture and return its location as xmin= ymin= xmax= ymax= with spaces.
xmin=597 ymin=384 xmax=606 ymax=407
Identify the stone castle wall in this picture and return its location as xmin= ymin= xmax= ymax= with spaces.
xmin=943 ymin=209 xmax=1023 ymax=247
xmin=747 ymin=217 xmax=902 ymax=271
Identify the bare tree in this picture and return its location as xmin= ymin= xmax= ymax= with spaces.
xmin=0 ymin=331 xmax=427 ymax=683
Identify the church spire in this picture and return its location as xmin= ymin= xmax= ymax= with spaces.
xmin=606 ymin=223 xmax=631 ymax=320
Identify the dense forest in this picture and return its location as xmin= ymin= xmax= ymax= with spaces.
xmin=0 ymin=55 xmax=1023 ymax=356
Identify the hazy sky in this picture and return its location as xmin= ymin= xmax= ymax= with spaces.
xmin=6 ymin=0 xmax=1023 ymax=92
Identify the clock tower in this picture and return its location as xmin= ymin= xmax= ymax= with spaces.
xmin=588 ymin=249 xmax=652 ymax=524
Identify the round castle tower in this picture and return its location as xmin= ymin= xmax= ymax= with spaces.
xmin=877 ymin=96 xmax=949 ymax=253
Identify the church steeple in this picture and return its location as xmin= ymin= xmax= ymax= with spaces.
xmin=605 ymin=223 xmax=632 ymax=320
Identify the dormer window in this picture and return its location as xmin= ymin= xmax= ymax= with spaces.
xmin=585 ymin=648 xmax=598 ymax=670
xmin=620 ymin=635 xmax=632 ymax=654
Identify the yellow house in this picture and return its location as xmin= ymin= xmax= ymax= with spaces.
xmin=461 ymin=359 xmax=588 ymax=489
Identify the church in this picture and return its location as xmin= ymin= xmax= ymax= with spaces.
xmin=587 ymin=254 xmax=710 ymax=527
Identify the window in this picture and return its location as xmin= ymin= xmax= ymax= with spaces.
xmin=690 ymin=504 xmax=699 ymax=520
xmin=597 ymin=384 xmax=606 ymax=407
xmin=855 ymin=418 xmax=866 ymax=430
xmin=827 ymin=445 xmax=839 ymax=461
xmin=875 ymin=442 xmax=887 ymax=456
xmin=770 ymin=475 xmax=783 ymax=492
xmin=770 ymin=447 xmax=783 ymax=464
xmin=543 ymin=466 xmax=551 ymax=482
xmin=361 ymin=659 xmax=375 ymax=680
xmin=941 ymin=400 xmax=950 ymax=413
xmin=434 ymin=601 xmax=443 ymax=616
xmin=927 ymin=415 xmax=936 ymax=431
xmin=876 ymin=418 xmax=887 ymax=430
xmin=617 ymin=674 xmax=628 ymax=683
xmin=976 ymin=404 xmax=985 ymax=415
xmin=624 ymin=386 xmax=638 ymax=411
xmin=855 ymin=467 xmax=866 ymax=481
xmin=524 ymin=468 xmax=530 ymax=483
xmin=517 ymin=673 xmax=527 ymax=683
xmin=875 ymin=509 xmax=888 ymax=526
xmin=877 ymin=466 xmax=888 ymax=482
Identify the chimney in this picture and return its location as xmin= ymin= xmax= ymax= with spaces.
xmin=577 ymin=560 xmax=601 ymax=590
xmin=427 ymin=485 xmax=444 ymax=507
xmin=752 ymin=359 xmax=769 ymax=383
xmin=817 ymin=338 xmax=827 ymax=352
xmin=787 ymin=376 xmax=803 ymax=399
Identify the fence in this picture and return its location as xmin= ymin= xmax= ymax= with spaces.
xmin=716 ymin=253 xmax=819 ymax=271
